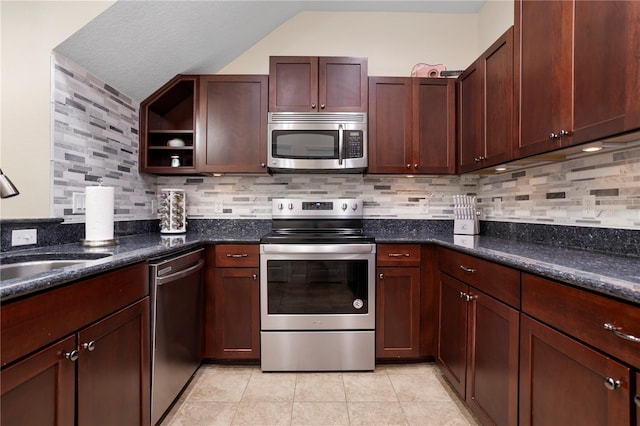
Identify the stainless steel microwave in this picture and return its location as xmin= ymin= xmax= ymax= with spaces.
xmin=267 ymin=112 xmax=367 ymax=173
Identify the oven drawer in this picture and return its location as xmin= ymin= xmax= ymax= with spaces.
xmin=377 ymin=244 xmax=421 ymax=267
xmin=215 ymin=244 xmax=259 ymax=267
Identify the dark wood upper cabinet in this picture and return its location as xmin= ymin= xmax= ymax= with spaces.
xmin=198 ymin=75 xmax=268 ymax=173
xmin=515 ymin=0 xmax=640 ymax=157
xmin=458 ymin=27 xmax=514 ymax=173
xmin=369 ymin=77 xmax=456 ymax=174
xmin=269 ymin=56 xmax=368 ymax=112
xmin=139 ymin=75 xmax=198 ymax=174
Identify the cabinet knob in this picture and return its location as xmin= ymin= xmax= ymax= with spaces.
xmin=311 ymin=103 xmax=317 ymax=109
xmin=406 ymin=164 xmax=412 ymax=169
xmin=252 ymin=274 xmax=257 ymax=280
xmin=549 ymin=132 xmax=560 ymax=141
xmin=634 ymin=394 xmax=640 ymax=408
xmin=603 ymin=377 xmax=621 ymax=391
xmin=65 ymin=350 xmax=79 ymax=362
xmin=260 ymin=163 xmax=266 ymax=168
xmin=414 ymin=163 xmax=418 ymax=169
xmin=82 ymin=341 xmax=96 ymax=352
xmin=559 ymin=129 xmax=571 ymax=137
xmin=320 ymin=104 xmax=325 ymax=109
xmin=379 ymin=273 xmax=384 ymax=280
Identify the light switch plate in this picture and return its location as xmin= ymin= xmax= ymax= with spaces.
xmin=12 ymin=229 xmax=37 ymax=246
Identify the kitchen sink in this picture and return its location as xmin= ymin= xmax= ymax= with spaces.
xmin=0 ymin=254 xmax=112 ymax=281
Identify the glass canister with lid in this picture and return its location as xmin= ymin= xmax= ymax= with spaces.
xmin=159 ymin=189 xmax=186 ymax=233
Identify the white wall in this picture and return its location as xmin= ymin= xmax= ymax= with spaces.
xmin=0 ymin=1 xmax=114 ymax=219
xmin=477 ymin=0 xmax=514 ymax=56
xmin=220 ymin=11 xmax=479 ymax=75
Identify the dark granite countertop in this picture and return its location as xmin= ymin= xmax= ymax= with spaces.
xmin=1 ymin=228 xmax=639 ymax=305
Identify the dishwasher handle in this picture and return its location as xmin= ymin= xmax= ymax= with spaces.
xmin=156 ymin=259 xmax=204 ymax=286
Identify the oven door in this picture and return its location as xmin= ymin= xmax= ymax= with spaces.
xmin=260 ymin=244 xmax=376 ymax=331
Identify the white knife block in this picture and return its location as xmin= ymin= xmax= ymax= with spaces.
xmin=454 ymin=218 xmax=479 ymax=235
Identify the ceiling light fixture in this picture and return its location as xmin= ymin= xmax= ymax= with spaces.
xmin=582 ymin=146 xmax=603 ymax=153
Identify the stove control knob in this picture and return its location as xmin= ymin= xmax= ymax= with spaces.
xmin=288 ymin=203 xmax=294 ymax=210
xmin=351 ymin=203 xmax=358 ymax=211
xmin=278 ymin=203 xmax=284 ymax=210
xmin=341 ymin=203 xmax=348 ymax=211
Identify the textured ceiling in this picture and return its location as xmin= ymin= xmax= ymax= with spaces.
xmin=55 ymin=1 xmax=485 ymax=102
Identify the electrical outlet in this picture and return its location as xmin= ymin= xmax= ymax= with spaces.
xmin=493 ymin=197 xmax=503 ymax=215
xmin=72 ymin=192 xmax=86 ymax=214
xmin=213 ymin=200 xmax=223 ymax=214
xmin=12 ymin=229 xmax=37 ymax=247
xmin=582 ymin=195 xmax=596 ymax=218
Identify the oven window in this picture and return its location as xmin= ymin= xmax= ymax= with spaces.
xmin=266 ymin=260 xmax=368 ymax=314
xmin=272 ymin=131 xmax=338 ymax=159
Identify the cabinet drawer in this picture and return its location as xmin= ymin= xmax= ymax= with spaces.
xmin=215 ymin=244 xmax=259 ymax=267
xmin=438 ymin=247 xmax=520 ymax=308
xmin=1 ymin=263 xmax=148 ymax=367
xmin=377 ymin=244 xmax=421 ymax=267
xmin=522 ymin=273 xmax=640 ymax=368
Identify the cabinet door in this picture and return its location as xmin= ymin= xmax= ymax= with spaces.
xmin=269 ymin=56 xmax=318 ymax=112
xmin=515 ymin=0 xmax=573 ymax=157
xmin=457 ymin=58 xmax=483 ymax=173
xmin=519 ymin=315 xmax=630 ymax=426
xmin=572 ymin=0 xmax=629 ymax=144
xmin=483 ymin=27 xmax=514 ymax=167
xmin=1 ymin=335 xmax=76 ymax=426
xmin=376 ymin=266 xmax=421 ymax=359
xmin=213 ymin=267 xmax=260 ymax=359
xmin=412 ymin=78 xmax=456 ymax=174
xmin=437 ymin=273 xmax=468 ymax=397
xmin=467 ymin=290 xmax=519 ymax=426
xmin=199 ymin=75 xmax=268 ymax=173
xmin=319 ymin=57 xmax=368 ymax=112
xmin=77 ymin=299 xmax=150 ymax=426
xmin=368 ymin=77 xmax=412 ymax=174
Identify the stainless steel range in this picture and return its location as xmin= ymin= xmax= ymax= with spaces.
xmin=260 ymin=198 xmax=376 ymax=371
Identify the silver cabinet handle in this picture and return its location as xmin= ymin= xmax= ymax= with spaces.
xmin=388 ymin=253 xmax=410 ymax=257
xmin=82 ymin=341 xmax=96 ymax=351
xmin=226 ymin=253 xmax=249 ymax=258
xmin=603 ymin=377 xmax=621 ymax=391
xmin=634 ymin=394 xmax=640 ymax=408
xmin=458 ymin=291 xmax=475 ymax=302
xmin=603 ymin=323 xmax=640 ymax=343
xmin=65 ymin=350 xmax=79 ymax=362
xmin=459 ymin=265 xmax=476 ymax=273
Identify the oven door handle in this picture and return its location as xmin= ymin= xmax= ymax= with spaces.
xmin=261 ymin=244 xmax=375 ymax=254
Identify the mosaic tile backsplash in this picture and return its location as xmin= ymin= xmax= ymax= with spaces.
xmin=52 ymin=54 xmax=640 ymax=231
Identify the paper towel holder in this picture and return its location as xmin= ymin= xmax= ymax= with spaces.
xmin=80 ymin=179 xmax=120 ymax=247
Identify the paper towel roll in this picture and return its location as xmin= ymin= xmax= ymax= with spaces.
xmin=85 ymin=186 xmax=114 ymax=241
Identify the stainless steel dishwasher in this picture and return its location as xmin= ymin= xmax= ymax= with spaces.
xmin=149 ymin=248 xmax=204 ymax=425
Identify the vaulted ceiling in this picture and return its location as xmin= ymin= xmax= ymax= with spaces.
xmin=54 ymin=1 xmax=485 ymax=102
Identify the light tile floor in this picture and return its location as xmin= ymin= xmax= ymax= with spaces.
xmin=160 ymin=363 xmax=480 ymax=425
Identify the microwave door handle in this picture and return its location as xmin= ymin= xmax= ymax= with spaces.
xmin=338 ymin=124 xmax=344 ymax=166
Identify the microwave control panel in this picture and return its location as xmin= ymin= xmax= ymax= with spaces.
xmin=345 ymin=131 xmax=364 ymax=158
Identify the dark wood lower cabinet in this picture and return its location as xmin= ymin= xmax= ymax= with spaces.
xmin=77 ymin=299 xmax=150 ymax=426
xmin=376 ymin=266 xmax=421 ymax=358
xmin=635 ymin=371 xmax=640 ymax=426
xmin=213 ymin=267 xmax=260 ymax=360
xmin=437 ymin=271 xmax=519 ymax=425
xmin=519 ymin=314 xmax=631 ymax=426
xmin=1 ymin=298 xmax=150 ymax=426
xmin=1 ymin=335 xmax=76 ymax=426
